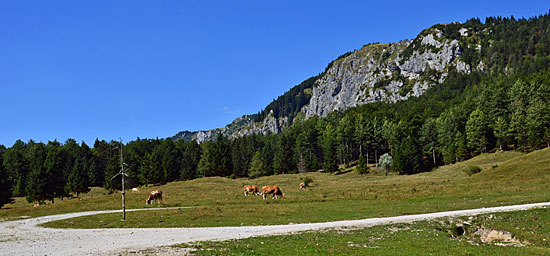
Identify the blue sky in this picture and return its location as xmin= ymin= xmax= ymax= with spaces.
xmin=0 ymin=1 xmax=548 ymax=147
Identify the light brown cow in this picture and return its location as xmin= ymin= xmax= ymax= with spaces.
xmin=146 ymin=190 xmax=163 ymax=205
xmin=299 ymin=182 xmax=306 ymax=189
xmin=243 ymin=185 xmax=260 ymax=196
xmin=131 ymin=188 xmax=140 ymax=193
xmin=261 ymin=185 xmax=283 ymax=200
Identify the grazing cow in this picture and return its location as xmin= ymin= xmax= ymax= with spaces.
xmin=33 ymin=203 xmax=40 ymax=207
xmin=146 ymin=190 xmax=163 ymax=205
xmin=261 ymin=185 xmax=284 ymax=200
xmin=243 ymin=185 xmax=260 ymax=196
xmin=299 ymin=182 xmax=306 ymax=189
xmin=131 ymin=188 xmax=140 ymax=193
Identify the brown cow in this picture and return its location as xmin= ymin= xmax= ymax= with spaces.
xmin=146 ymin=190 xmax=163 ymax=205
xmin=261 ymin=185 xmax=283 ymax=200
xmin=243 ymin=185 xmax=260 ymax=196
xmin=299 ymin=182 xmax=306 ymax=189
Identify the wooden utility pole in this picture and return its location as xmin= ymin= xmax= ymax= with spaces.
xmin=112 ymin=139 xmax=128 ymax=220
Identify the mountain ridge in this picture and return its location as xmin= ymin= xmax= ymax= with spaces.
xmin=171 ymin=16 xmax=533 ymax=142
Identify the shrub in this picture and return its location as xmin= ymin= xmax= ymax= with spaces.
xmin=356 ymin=155 xmax=369 ymax=176
xmin=464 ymin=165 xmax=482 ymax=176
xmin=301 ymin=176 xmax=313 ymax=187
xmin=379 ymin=153 xmax=393 ymax=175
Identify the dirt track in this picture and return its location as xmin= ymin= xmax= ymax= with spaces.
xmin=1 ymin=202 xmax=549 ymax=255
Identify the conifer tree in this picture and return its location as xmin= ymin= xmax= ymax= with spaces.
xmin=248 ymin=151 xmax=266 ymax=178
xmin=180 ymin=141 xmax=200 ymax=180
xmin=493 ymin=117 xmax=509 ymax=151
xmin=66 ymin=158 xmax=90 ymax=197
xmin=420 ymin=118 xmax=439 ymax=167
xmin=160 ymin=139 xmax=180 ymax=183
xmin=0 ymin=146 xmax=14 ymax=208
xmin=322 ymin=123 xmax=339 ymax=173
xmin=25 ymin=142 xmax=49 ymax=203
xmin=274 ymin=132 xmax=295 ymax=174
xmin=3 ymin=140 xmax=28 ymax=197
xmin=393 ymin=136 xmax=422 ymax=174
xmin=355 ymin=154 xmax=369 ymax=176
xmin=139 ymin=153 xmax=160 ymax=186
xmin=466 ymin=109 xmax=490 ymax=154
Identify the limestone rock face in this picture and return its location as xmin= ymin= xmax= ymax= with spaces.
xmin=173 ymin=111 xmax=288 ymax=143
xmin=304 ymin=27 xmax=471 ymax=118
xmin=234 ymin=112 xmax=288 ymax=138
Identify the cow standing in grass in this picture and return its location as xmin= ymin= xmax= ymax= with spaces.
xmin=243 ymin=185 xmax=260 ymax=196
xmin=261 ymin=185 xmax=283 ymax=200
xmin=146 ymin=190 xmax=163 ymax=205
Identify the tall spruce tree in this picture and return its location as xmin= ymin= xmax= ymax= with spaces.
xmin=139 ymin=151 xmax=162 ymax=186
xmin=274 ymin=132 xmax=295 ymax=174
xmin=248 ymin=151 xmax=267 ymax=178
xmin=3 ymin=140 xmax=28 ymax=196
xmin=0 ymin=146 xmax=14 ymax=208
xmin=65 ymin=158 xmax=90 ymax=197
xmin=90 ymin=139 xmax=109 ymax=187
xmin=45 ymin=141 xmax=67 ymax=202
xmin=322 ymin=123 xmax=339 ymax=173
xmin=393 ymin=136 xmax=422 ymax=175
xmin=466 ymin=109 xmax=490 ymax=154
xmin=25 ymin=142 xmax=49 ymax=203
xmin=420 ymin=118 xmax=439 ymax=167
xmin=337 ymin=115 xmax=354 ymax=166
xmin=160 ymin=139 xmax=180 ymax=183
xmin=493 ymin=117 xmax=509 ymax=151
xmin=180 ymin=141 xmax=200 ymax=180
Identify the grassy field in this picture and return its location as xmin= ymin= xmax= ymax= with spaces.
xmin=179 ymin=207 xmax=550 ymax=255
xmin=1 ymin=149 xmax=549 ymax=230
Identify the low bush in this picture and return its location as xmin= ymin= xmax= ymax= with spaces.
xmin=464 ymin=165 xmax=482 ymax=176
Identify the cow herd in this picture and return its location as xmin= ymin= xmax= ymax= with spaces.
xmin=243 ymin=182 xmax=306 ymax=200
xmin=139 ymin=182 xmax=305 ymax=205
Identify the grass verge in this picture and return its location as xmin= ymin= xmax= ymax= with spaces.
xmin=178 ymin=207 xmax=550 ymax=255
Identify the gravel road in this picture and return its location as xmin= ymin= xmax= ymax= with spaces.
xmin=1 ymin=202 xmax=549 ymax=255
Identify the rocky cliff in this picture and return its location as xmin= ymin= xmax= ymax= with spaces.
xmin=173 ymin=23 xmax=483 ymax=142
xmin=304 ymin=26 xmax=474 ymax=117
xmin=172 ymin=111 xmax=288 ymax=143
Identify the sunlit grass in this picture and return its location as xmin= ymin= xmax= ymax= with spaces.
xmin=180 ymin=207 xmax=550 ymax=255
xmin=3 ymin=148 xmax=550 ymax=229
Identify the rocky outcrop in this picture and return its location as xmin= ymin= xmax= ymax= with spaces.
xmin=172 ymin=111 xmax=288 ymax=143
xmin=304 ymin=26 xmax=472 ymax=118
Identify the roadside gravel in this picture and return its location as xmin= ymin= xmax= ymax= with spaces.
xmin=1 ymin=202 xmax=549 ymax=255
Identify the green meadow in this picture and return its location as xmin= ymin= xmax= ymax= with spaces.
xmin=1 ymin=148 xmax=539 ymax=229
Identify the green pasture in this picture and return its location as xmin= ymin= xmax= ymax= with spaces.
xmin=181 ymin=207 xmax=550 ymax=255
xmin=18 ymin=148 xmax=548 ymax=228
